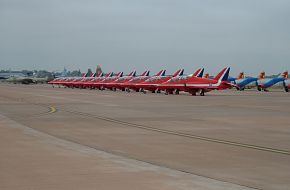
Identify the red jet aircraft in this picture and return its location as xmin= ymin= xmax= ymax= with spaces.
xmin=92 ymin=72 xmax=123 ymax=90
xmin=84 ymin=72 xmax=113 ymax=89
xmin=135 ymin=69 xmax=184 ymax=93
xmin=138 ymin=68 xmax=205 ymax=94
xmin=102 ymin=70 xmax=136 ymax=91
xmin=51 ymin=72 xmax=90 ymax=88
xmin=71 ymin=72 xmax=103 ymax=89
xmin=104 ymin=71 xmax=152 ymax=91
xmin=123 ymin=70 xmax=165 ymax=92
xmin=158 ymin=67 xmax=232 ymax=96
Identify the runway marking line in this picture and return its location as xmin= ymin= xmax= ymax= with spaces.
xmin=48 ymin=106 xmax=57 ymax=114
xmin=0 ymin=92 xmax=288 ymax=155
xmin=65 ymin=109 xmax=290 ymax=156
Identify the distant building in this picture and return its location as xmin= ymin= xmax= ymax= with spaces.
xmin=61 ymin=67 xmax=68 ymax=77
xmin=96 ymin=65 xmax=102 ymax=76
xmin=0 ymin=72 xmax=26 ymax=79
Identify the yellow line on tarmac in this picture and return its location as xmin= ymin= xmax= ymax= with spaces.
xmin=48 ymin=106 xmax=57 ymax=114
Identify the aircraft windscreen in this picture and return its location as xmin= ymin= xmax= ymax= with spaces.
xmin=118 ymin=77 xmax=128 ymax=81
xmin=168 ymin=76 xmax=189 ymax=83
xmin=145 ymin=76 xmax=166 ymax=82
xmin=130 ymin=77 xmax=146 ymax=82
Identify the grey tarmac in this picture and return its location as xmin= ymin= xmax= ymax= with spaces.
xmin=0 ymin=83 xmax=289 ymax=190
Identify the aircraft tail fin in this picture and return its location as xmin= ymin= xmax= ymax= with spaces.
xmin=97 ymin=72 xmax=104 ymax=77
xmin=259 ymin=72 xmax=266 ymax=79
xmin=116 ymin=72 xmax=123 ymax=77
xmin=192 ymin=68 xmax=204 ymax=78
xmin=172 ymin=69 xmax=184 ymax=77
xmin=128 ymin=70 xmax=136 ymax=77
xmin=214 ymin=67 xmax=231 ymax=82
xmin=238 ymin=72 xmax=245 ymax=79
xmin=90 ymin=73 xmax=96 ymax=77
xmin=83 ymin=72 xmax=91 ymax=77
xmin=281 ymin=71 xmax=288 ymax=79
xmin=155 ymin=70 xmax=166 ymax=76
xmin=141 ymin=70 xmax=150 ymax=76
xmin=105 ymin=72 xmax=114 ymax=77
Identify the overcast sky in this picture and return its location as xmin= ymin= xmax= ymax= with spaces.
xmin=0 ymin=0 xmax=290 ymax=76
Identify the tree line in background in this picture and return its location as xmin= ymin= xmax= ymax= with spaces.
xmin=0 ymin=69 xmax=84 ymax=78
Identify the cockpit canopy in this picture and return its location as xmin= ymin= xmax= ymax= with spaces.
xmin=167 ymin=76 xmax=189 ymax=83
xmin=145 ymin=76 xmax=167 ymax=82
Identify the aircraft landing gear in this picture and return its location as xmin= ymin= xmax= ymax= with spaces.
xmin=175 ymin=89 xmax=180 ymax=95
xmin=237 ymin=87 xmax=244 ymax=91
xmin=199 ymin=90 xmax=205 ymax=96
xmin=165 ymin=90 xmax=173 ymax=95
xmin=156 ymin=89 xmax=161 ymax=93
xmin=140 ymin=88 xmax=147 ymax=94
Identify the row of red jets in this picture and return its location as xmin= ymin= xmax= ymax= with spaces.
xmin=48 ymin=68 xmax=233 ymax=96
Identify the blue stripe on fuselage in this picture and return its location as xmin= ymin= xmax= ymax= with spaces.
xmin=262 ymin=77 xmax=285 ymax=88
xmin=236 ymin=77 xmax=258 ymax=88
